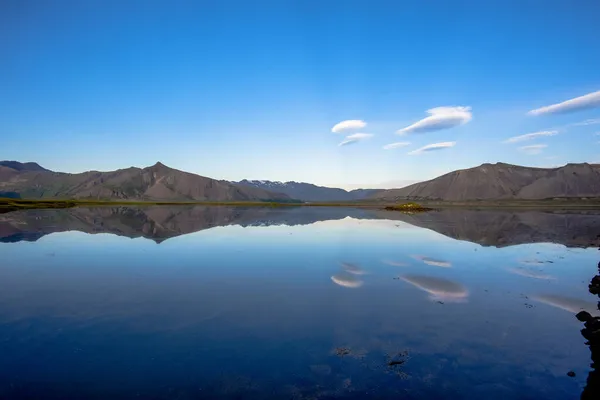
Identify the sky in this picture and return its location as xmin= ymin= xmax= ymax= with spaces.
xmin=1 ymin=0 xmax=600 ymax=189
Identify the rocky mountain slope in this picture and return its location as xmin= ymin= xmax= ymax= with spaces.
xmin=369 ymin=162 xmax=600 ymax=201
xmin=0 ymin=161 xmax=290 ymax=202
xmin=233 ymin=179 xmax=381 ymax=202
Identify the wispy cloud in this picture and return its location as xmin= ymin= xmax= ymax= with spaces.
xmin=528 ymin=90 xmax=600 ymax=116
xmin=332 ymin=119 xmax=366 ymax=133
xmin=383 ymin=141 xmax=411 ymax=150
xmin=518 ymin=144 xmax=547 ymax=155
xmin=571 ymin=118 xmax=600 ymax=126
xmin=503 ymin=130 xmax=558 ymax=144
xmin=397 ymin=106 xmax=472 ymax=135
xmin=338 ymin=133 xmax=373 ymax=146
xmin=408 ymin=141 xmax=456 ymax=155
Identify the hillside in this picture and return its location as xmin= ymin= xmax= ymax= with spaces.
xmin=0 ymin=161 xmax=49 ymax=172
xmin=0 ymin=161 xmax=290 ymax=202
xmin=233 ymin=179 xmax=382 ymax=202
xmin=369 ymin=162 xmax=600 ymax=202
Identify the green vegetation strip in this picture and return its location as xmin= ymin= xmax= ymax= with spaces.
xmin=384 ymin=202 xmax=432 ymax=212
xmin=0 ymin=198 xmax=382 ymax=211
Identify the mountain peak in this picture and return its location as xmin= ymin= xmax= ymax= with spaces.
xmin=148 ymin=161 xmax=171 ymax=170
xmin=0 ymin=161 xmax=50 ymax=172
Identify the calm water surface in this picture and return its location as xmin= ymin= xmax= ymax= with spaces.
xmin=0 ymin=206 xmax=599 ymax=399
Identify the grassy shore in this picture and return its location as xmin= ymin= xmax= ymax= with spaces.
xmin=0 ymin=197 xmax=377 ymax=212
xmin=2 ymin=197 xmax=600 ymax=213
xmin=0 ymin=198 xmax=79 ymax=212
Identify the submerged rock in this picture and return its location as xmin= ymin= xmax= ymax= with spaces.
xmin=578 ymin=311 xmax=593 ymax=322
xmin=578 ymin=260 xmax=600 ymax=399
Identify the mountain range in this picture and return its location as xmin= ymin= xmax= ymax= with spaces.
xmin=2 ymin=160 xmax=600 ymax=202
xmin=231 ymin=179 xmax=382 ymax=202
xmin=369 ymin=162 xmax=600 ymax=202
xmin=0 ymin=161 xmax=292 ymax=202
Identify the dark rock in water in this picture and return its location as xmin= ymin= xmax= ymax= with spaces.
xmin=578 ymin=311 xmax=593 ymax=322
xmin=568 ymin=371 xmax=576 ymax=377
xmin=386 ymin=350 xmax=410 ymax=369
xmin=578 ymin=261 xmax=600 ymax=399
xmin=388 ymin=360 xmax=406 ymax=366
xmin=586 ymin=318 xmax=600 ymax=331
xmin=334 ymin=347 xmax=351 ymax=357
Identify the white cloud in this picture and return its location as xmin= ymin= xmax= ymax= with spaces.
xmin=338 ymin=133 xmax=374 ymax=146
xmin=397 ymin=106 xmax=472 ymax=135
xmin=528 ymin=90 xmax=600 ymax=116
xmin=503 ymin=130 xmax=558 ymax=144
xmin=382 ymin=141 xmax=411 ymax=150
xmin=572 ymin=118 xmax=600 ymax=126
xmin=331 ymin=119 xmax=367 ymax=133
xmin=408 ymin=141 xmax=456 ymax=155
xmin=518 ymin=144 xmax=547 ymax=155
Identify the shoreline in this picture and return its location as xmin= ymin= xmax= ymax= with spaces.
xmin=2 ymin=197 xmax=600 ymax=213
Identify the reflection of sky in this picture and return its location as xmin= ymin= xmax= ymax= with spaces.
xmin=532 ymin=294 xmax=600 ymax=317
xmin=412 ymin=255 xmax=452 ymax=268
xmin=331 ymin=272 xmax=363 ymax=288
xmin=0 ymin=213 xmax=598 ymax=398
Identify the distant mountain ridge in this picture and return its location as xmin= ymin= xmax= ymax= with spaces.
xmin=3 ymin=160 xmax=600 ymax=202
xmin=232 ymin=179 xmax=382 ymax=202
xmin=369 ymin=162 xmax=600 ymax=201
xmin=0 ymin=161 xmax=49 ymax=172
xmin=0 ymin=161 xmax=290 ymax=202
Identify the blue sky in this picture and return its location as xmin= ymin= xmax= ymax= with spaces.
xmin=1 ymin=0 xmax=599 ymax=189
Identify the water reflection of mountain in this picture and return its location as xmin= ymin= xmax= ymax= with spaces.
xmin=0 ymin=206 xmax=366 ymax=244
xmin=1 ymin=207 xmax=600 ymax=247
xmin=394 ymin=209 xmax=600 ymax=248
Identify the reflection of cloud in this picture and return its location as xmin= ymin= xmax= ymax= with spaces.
xmin=532 ymin=294 xmax=600 ymax=316
xmin=408 ymin=141 xmax=456 ymax=155
xmin=528 ymin=90 xmax=600 ymax=116
xmin=503 ymin=130 xmax=558 ymax=144
xmin=383 ymin=141 xmax=411 ymax=150
xmin=401 ymin=274 xmax=468 ymax=303
xmin=381 ymin=259 xmax=409 ymax=267
xmin=507 ymin=267 xmax=555 ymax=280
xmin=518 ymin=144 xmax=547 ymax=155
xmin=412 ymin=255 xmax=452 ymax=268
xmin=519 ymin=259 xmax=545 ymax=266
xmin=397 ymin=106 xmax=472 ymax=135
xmin=331 ymin=272 xmax=363 ymax=288
xmin=338 ymin=133 xmax=373 ymax=146
xmin=341 ymin=262 xmax=366 ymax=275
xmin=332 ymin=119 xmax=367 ymax=133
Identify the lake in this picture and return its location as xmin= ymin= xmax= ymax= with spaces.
xmin=0 ymin=206 xmax=599 ymax=399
